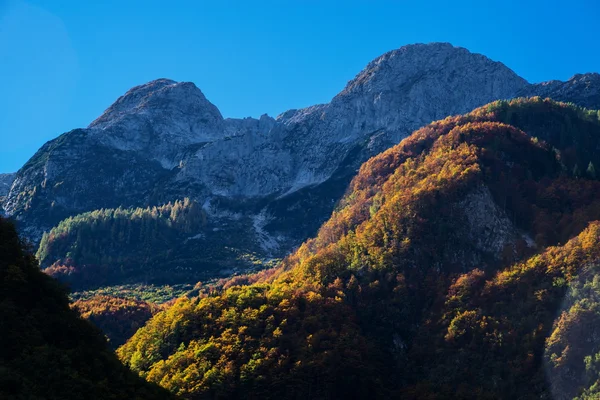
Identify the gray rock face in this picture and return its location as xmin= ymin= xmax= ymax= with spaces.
xmin=0 ymin=173 xmax=15 ymax=197
xmin=3 ymin=43 xmax=600 ymax=279
xmin=519 ymin=73 xmax=600 ymax=109
xmin=89 ymin=79 xmax=229 ymax=169
xmin=0 ymin=173 xmax=15 ymax=214
xmin=318 ymin=43 xmax=528 ymax=145
xmin=456 ymin=185 xmax=519 ymax=257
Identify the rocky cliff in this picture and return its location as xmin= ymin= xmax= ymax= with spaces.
xmin=0 ymin=172 xmax=15 ymax=213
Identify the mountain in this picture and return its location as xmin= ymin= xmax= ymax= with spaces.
xmin=518 ymin=72 xmax=600 ymax=109
xmin=0 ymin=216 xmax=173 ymax=399
xmin=4 ymin=43 xmax=600 ymax=290
xmin=117 ymin=98 xmax=600 ymax=399
xmin=0 ymin=173 xmax=15 ymax=211
xmin=0 ymin=173 xmax=15 ymax=195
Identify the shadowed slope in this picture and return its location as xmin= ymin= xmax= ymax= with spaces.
xmin=0 ymin=217 xmax=174 ymax=400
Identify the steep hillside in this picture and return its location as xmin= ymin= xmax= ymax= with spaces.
xmin=0 ymin=216 xmax=173 ymax=400
xmin=0 ymin=173 xmax=15 ymax=196
xmin=119 ymin=99 xmax=600 ymax=399
xmin=35 ymin=199 xmax=224 ymax=291
xmin=0 ymin=173 xmax=15 ymax=212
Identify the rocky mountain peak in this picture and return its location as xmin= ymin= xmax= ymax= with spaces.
xmin=338 ymin=42 xmax=528 ymax=98
xmin=89 ymin=78 xmax=223 ymax=131
xmin=278 ymin=42 xmax=531 ymax=150
xmin=82 ymin=79 xmax=228 ymax=168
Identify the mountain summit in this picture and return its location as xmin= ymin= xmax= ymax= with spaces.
xmin=88 ymin=79 xmax=226 ymax=169
xmin=90 ymin=79 xmax=224 ymax=131
xmin=279 ymin=42 xmax=528 ymax=146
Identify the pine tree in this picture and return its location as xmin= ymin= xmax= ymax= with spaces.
xmin=587 ymin=161 xmax=597 ymax=179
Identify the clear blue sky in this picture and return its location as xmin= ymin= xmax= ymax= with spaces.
xmin=1 ymin=0 xmax=599 ymax=173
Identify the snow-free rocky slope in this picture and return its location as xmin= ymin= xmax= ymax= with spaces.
xmin=0 ymin=173 xmax=15 ymax=212
xmin=0 ymin=173 xmax=15 ymax=194
xmin=4 ymin=43 xmax=600 ymax=288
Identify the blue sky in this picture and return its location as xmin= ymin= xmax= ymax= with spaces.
xmin=1 ymin=0 xmax=599 ymax=173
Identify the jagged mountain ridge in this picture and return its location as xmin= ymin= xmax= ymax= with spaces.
xmin=4 ymin=43 xmax=600 ymax=287
xmin=518 ymin=72 xmax=600 ymax=109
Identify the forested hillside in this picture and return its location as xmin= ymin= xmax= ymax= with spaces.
xmin=0 ymin=217 xmax=174 ymax=400
xmin=118 ymin=98 xmax=600 ymax=399
xmin=72 ymin=295 xmax=159 ymax=348
xmin=36 ymin=199 xmax=212 ymax=290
